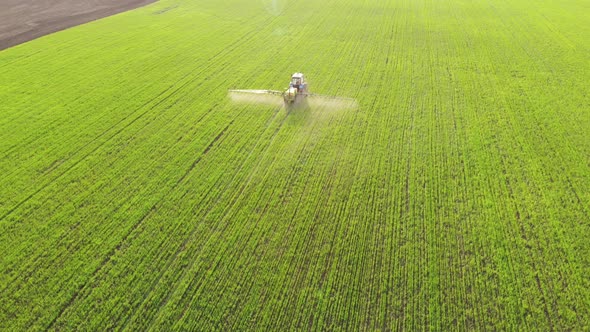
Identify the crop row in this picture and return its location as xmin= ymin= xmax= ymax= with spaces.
xmin=1 ymin=0 xmax=588 ymax=330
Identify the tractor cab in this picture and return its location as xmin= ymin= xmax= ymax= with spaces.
xmin=230 ymin=71 xmax=355 ymax=109
xmin=283 ymin=73 xmax=308 ymax=105
xmin=289 ymin=73 xmax=307 ymax=92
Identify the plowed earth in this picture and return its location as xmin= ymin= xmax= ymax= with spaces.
xmin=0 ymin=0 xmax=155 ymax=50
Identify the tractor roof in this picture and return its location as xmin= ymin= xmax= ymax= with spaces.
xmin=292 ymin=73 xmax=304 ymax=78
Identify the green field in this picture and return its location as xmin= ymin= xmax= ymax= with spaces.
xmin=1 ymin=0 xmax=589 ymax=330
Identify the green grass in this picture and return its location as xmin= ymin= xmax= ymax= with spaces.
xmin=1 ymin=0 xmax=589 ymax=329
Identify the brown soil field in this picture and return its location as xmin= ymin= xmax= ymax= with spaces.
xmin=0 ymin=0 xmax=156 ymax=51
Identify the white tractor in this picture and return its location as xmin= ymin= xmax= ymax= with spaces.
xmin=282 ymin=73 xmax=308 ymax=105
xmin=229 ymin=73 xmax=354 ymax=108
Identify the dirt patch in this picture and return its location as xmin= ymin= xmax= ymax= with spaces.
xmin=0 ymin=0 xmax=157 ymax=51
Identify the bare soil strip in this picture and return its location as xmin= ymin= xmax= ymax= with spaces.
xmin=0 ymin=0 xmax=156 ymax=51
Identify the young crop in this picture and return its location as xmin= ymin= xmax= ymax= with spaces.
xmin=0 ymin=0 xmax=588 ymax=330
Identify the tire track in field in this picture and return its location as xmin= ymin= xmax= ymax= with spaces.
xmin=174 ymin=119 xmax=234 ymax=186
xmin=0 ymin=11 xmax=278 ymax=224
xmin=52 ymin=62 xmax=286 ymax=330
xmin=176 ymin=40 xmax=352 ymax=323
xmin=505 ymin=58 xmax=590 ymax=328
xmin=260 ymin=111 xmax=362 ymax=326
xmin=0 ymin=93 xmax=169 ymax=222
xmin=450 ymin=4 xmax=521 ymax=328
xmin=155 ymin=92 xmax=305 ymax=327
xmin=44 ymin=103 xmax=238 ymax=331
xmin=0 ymin=20 xmax=182 ymax=129
xmin=135 ymin=26 xmax=331 ymax=322
xmin=0 ymin=89 xmax=219 ymax=300
xmin=216 ymin=110 xmax=330 ymax=321
xmin=138 ymin=108 xmax=289 ymax=329
xmin=250 ymin=1 xmax=382 ymax=327
xmin=29 ymin=58 xmax=266 ymax=329
xmin=147 ymin=123 xmax=281 ymax=324
xmin=0 ymin=7 xmax=278 ymax=220
xmin=105 ymin=104 xmax=283 ymax=330
xmin=280 ymin=115 xmax=351 ymax=329
xmin=46 ymin=10 xmax=294 ymax=327
xmin=173 ymin=25 xmax=359 ymax=325
xmin=44 ymin=204 xmax=158 ymax=330
xmin=1 ymin=73 xmax=187 ymax=215
xmin=476 ymin=9 xmax=572 ymax=326
xmin=0 ymin=75 xmax=189 ymax=223
xmin=1 ymin=47 xmax=220 ymax=218
xmin=15 ymin=99 xmax=218 ymax=330
xmin=269 ymin=84 xmax=365 ymax=328
xmin=112 ymin=18 xmax=301 ymax=329
xmin=185 ymin=123 xmax=319 ymax=328
xmin=40 ymin=77 xmax=248 ymax=328
xmin=482 ymin=74 xmax=550 ymax=329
